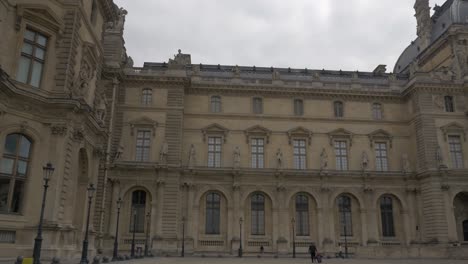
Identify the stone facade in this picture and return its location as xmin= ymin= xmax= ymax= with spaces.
xmin=0 ymin=0 xmax=467 ymax=262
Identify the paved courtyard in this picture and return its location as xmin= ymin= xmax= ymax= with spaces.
xmin=116 ymin=257 xmax=467 ymax=264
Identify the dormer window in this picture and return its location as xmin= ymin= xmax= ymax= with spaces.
xmin=16 ymin=29 xmax=48 ymax=88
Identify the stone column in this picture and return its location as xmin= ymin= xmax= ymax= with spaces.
xmin=443 ymin=188 xmax=457 ymax=242
xmin=402 ymin=210 xmax=411 ymax=246
xmin=360 ymin=209 xmax=368 ymax=246
xmin=109 ymin=179 xmax=120 ymax=235
xmin=316 ymin=208 xmax=324 ymax=248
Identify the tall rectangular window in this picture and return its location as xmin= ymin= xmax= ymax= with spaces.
xmin=334 ymin=101 xmax=344 ymax=118
xmin=135 ymin=130 xmax=151 ymax=162
xmin=208 ymin=137 xmax=222 ymax=168
xmin=335 ymin=140 xmax=348 ymax=170
xmin=294 ymin=99 xmax=304 ymax=116
xmin=372 ymin=103 xmax=383 ymax=120
xmin=210 ymin=96 xmax=221 ymax=113
xmin=17 ymin=29 xmax=48 ymax=88
xmin=375 ymin=142 xmax=389 ymax=171
xmin=293 ymin=139 xmax=307 ymax=170
xmin=449 ymin=135 xmax=464 ymax=168
xmin=444 ymin=96 xmax=454 ymax=112
xmin=141 ymin=89 xmax=152 ymax=105
xmin=251 ymin=138 xmax=264 ymax=168
xmin=253 ymin=97 xmax=263 ymax=114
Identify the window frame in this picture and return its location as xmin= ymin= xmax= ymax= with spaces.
xmin=293 ymin=139 xmax=307 ymax=170
xmin=251 ymin=138 xmax=265 ymax=169
xmin=372 ymin=103 xmax=383 ymax=120
xmin=251 ymin=193 xmax=265 ymax=235
xmin=294 ymin=99 xmax=304 ymax=116
xmin=129 ymin=190 xmax=147 ymax=233
xmin=0 ymin=133 xmax=32 ymax=214
xmin=205 ymin=192 xmax=221 ymax=235
xmin=141 ymin=88 xmax=153 ymax=106
xmin=334 ymin=101 xmax=344 ymax=118
xmin=444 ymin=96 xmax=455 ymax=113
xmin=334 ymin=140 xmax=348 ymax=171
xmin=448 ymin=135 xmax=464 ymax=169
xmin=210 ymin=95 xmax=222 ymax=113
xmin=295 ymin=194 xmax=309 ymax=236
xmin=338 ymin=195 xmax=352 ymax=237
xmin=135 ymin=129 xmax=151 ymax=162
xmin=380 ymin=196 xmax=395 ymax=237
xmin=375 ymin=142 xmax=389 ymax=171
xmin=207 ymin=136 xmax=222 ymax=168
xmin=16 ymin=28 xmax=48 ymax=88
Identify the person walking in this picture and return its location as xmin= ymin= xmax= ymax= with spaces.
xmin=308 ymin=244 xmax=317 ymax=263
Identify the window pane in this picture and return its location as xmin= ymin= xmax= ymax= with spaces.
xmin=4 ymin=134 xmax=18 ymax=155
xmin=30 ymin=61 xmax=43 ymax=87
xmin=0 ymin=158 xmax=14 ymax=175
xmin=17 ymin=57 xmax=31 ymax=83
xmin=36 ymin=34 xmax=47 ymax=46
xmin=11 ymin=180 xmax=23 ymax=213
xmin=16 ymin=161 xmax=27 ymax=176
xmin=0 ymin=179 xmax=9 ymax=212
xmin=24 ymin=30 xmax=35 ymax=41
xmin=18 ymin=136 xmax=31 ymax=158
xmin=21 ymin=43 xmax=33 ymax=55
xmin=35 ymin=48 xmax=45 ymax=60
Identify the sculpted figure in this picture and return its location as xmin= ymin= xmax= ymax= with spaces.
xmin=361 ymin=151 xmax=369 ymax=170
xmin=402 ymin=153 xmax=411 ymax=173
xmin=188 ymin=144 xmax=196 ymax=169
xmin=272 ymin=70 xmax=281 ymax=80
xmin=276 ymin=148 xmax=283 ymax=169
xmin=320 ymin=148 xmax=328 ymax=170
xmin=233 ymin=65 xmax=241 ymax=78
xmin=435 ymin=146 xmax=445 ymax=167
xmin=114 ymin=145 xmax=124 ymax=161
xmin=94 ymin=93 xmax=107 ymax=122
xmin=159 ymin=141 xmax=169 ymax=164
xmin=233 ymin=146 xmax=241 ymax=169
xmin=454 ymin=42 xmax=468 ymax=78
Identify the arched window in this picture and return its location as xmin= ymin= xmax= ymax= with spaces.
xmin=334 ymin=101 xmax=344 ymax=118
xmin=210 ymin=96 xmax=221 ymax=113
xmin=251 ymin=193 xmax=265 ymax=235
xmin=253 ymin=97 xmax=263 ymax=114
xmin=294 ymin=99 xmax=304 ymax=116
xmin=338 ymin=195 xmax=352 ymax=236
xmin=295 ymin=194 xmax=309 ymax=236
xmin=141 ymin=89 xmax=152 ymax=105
xmin=205 ymin=192 xmax=221 ymax=234
xmin=463 ymin=220 xmax=468 ymax=241
xmin=0 ymin=133 xmax=32 ymax=213
xmin=380 ymin=196 xmax=395 ymax=237
xmin=372 ymin=103 xmax=383 ymax=120
xmin=130 ymin=190 xmax=146 ymax=233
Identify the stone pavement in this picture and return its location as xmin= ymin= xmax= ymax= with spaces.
xmin=115 ymin=257 xmax=467 ymax=264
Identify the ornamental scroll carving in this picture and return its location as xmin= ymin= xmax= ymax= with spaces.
xmin=70 ymin=44 xmax=98 ymax=98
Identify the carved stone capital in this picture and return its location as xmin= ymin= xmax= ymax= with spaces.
xmin=50 ymin=124 xmax=68 ymax=136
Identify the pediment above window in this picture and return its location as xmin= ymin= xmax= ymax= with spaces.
xmin=244 ymin=125 xmax=271 ymax=144
xmin=368 ymin=129 xmax=393 ymax=148
xmin=128 ymin=117 xmax=158 ymax=136
xmin=441 ymin=122 xmax=466 ymax=141
xmin=17 ymin=4 xmax=63 ymax=32
xmin=328 ymin=128 xmax=354 ymax=146
xmin=202 ymin=123 xmax=229 ymax=142
xmin=287 ymin=126 xmax=312 ymax=145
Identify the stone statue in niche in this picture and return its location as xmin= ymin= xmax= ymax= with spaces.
xmin=361 ymin=151 xmax=369 ymax=170
xmin=276 ymin=148 xmax=283 ymax=169
xmin=402 ymin=153 xmax=411 ymax=173
xmin=71 ymin=60 xmax=95 ymax=98
xmin=188 ymin=144 xmax=196 ymax=169
xmin=272 ymin=70 xmax=281 ymax=80
xmin=159 ymin=141 xmax=169 ymax=164
xmin=320 ymin=148 xmax=328 ymax=170
xmin=94 ymin=92 xmax=107 ymax=122
xmin=433 ymin=95 xmax=445 ymax=110
xmin=435 ymin=145 xmax=446 ymax=168
xmin=233 ymin=146 xmax=241 ymax=169
xmin=114 ymin=145 xmax=124 ymax=161
xmin=169 ymin=49 xmax=191 ymax=67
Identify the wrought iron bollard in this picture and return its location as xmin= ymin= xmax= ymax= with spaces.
xmin=15 ymin=256 xmax=23 ymax=264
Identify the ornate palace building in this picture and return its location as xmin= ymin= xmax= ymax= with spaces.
xmin=0 ymin=0 xmax=467 ymax=261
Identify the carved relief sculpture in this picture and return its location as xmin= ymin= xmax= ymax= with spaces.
xmin=159 ymin=141 xmax=169 ymax=164
xmin=361 ymin=151 xmax=369 ymax=170
xmin=276 ymin=148 xmax=283 ymax=169
xmin=402 ymin=153 xmax=411 ymax=173
xmin=320 ymin=148 xmax=328 ymax=170
xmin=435 ymin=145 xmax=446 ymax=168
xmin=233 ymin=146 xmax=241 ymax=169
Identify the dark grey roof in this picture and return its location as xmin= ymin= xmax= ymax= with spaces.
xmin=394 ymin=0 xmax=468 ymax=73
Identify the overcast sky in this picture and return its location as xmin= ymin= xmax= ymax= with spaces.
xmin=114 ymin=0 xmax=446 ymax=72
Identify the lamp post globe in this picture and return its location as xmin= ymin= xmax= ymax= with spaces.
xmin=79 ymin=184 xmax=96 ymax=264
xmin=112 ymin=197 xmax=122 ymax=261
xmin=32 ymin=162 xmax=55 ymax=264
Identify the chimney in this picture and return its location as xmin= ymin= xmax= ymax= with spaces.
xmin=414 ymin=0 xmax=432 ymax=50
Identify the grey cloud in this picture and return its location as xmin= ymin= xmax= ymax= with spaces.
xmin=115 ymin=0 xmax=447 ymax=72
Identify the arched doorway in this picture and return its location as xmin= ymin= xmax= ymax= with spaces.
xmin=453 ymin=192 xmax=468 ymax=242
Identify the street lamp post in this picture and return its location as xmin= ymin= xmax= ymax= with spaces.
xmin=144 ymin=212 xmax=150 ymax=257
xmin=79 ymin=184 xmax=96 ymax=264
xmin=292 ymin=217 xmax=296 ymax=258
xmin=343 ymin=216 xmax=349 ymax=259
xmin=181 ymin=217 xmax=186 ymax=257
xmin=32 ymin=163 xmax=54 ymax=264
xmin=339 ymin=198 xmax=350 ymax=259
xmin=238 ymin=217 xmax=243 ymax=258
xmin=131 ymin=208 xmax=137 ymax=258
xmin=112 ymin=198 xmax=122 ymax=261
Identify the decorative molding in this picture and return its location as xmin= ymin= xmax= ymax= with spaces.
xmin=50 ymin=124 xmax=68 ymax=136
xmin=201 ymin=123 xmax=229 ymax=143
xmin=72 ymin=127 xmax=84 ymax=141
xmin=440 ymin=122 xmax=466 ymax=141
xmin=327 ymin=128 xmax=354 ymax=146
xmin=244 ymin=125 xmax=272 ymax=144
xmin=368 ymin=129 xmax=393 ymax=148
xmin=287 ymin=126 xmax=312 ymax=145
xmin=128 ymin=117 xmax=158 ymax=137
